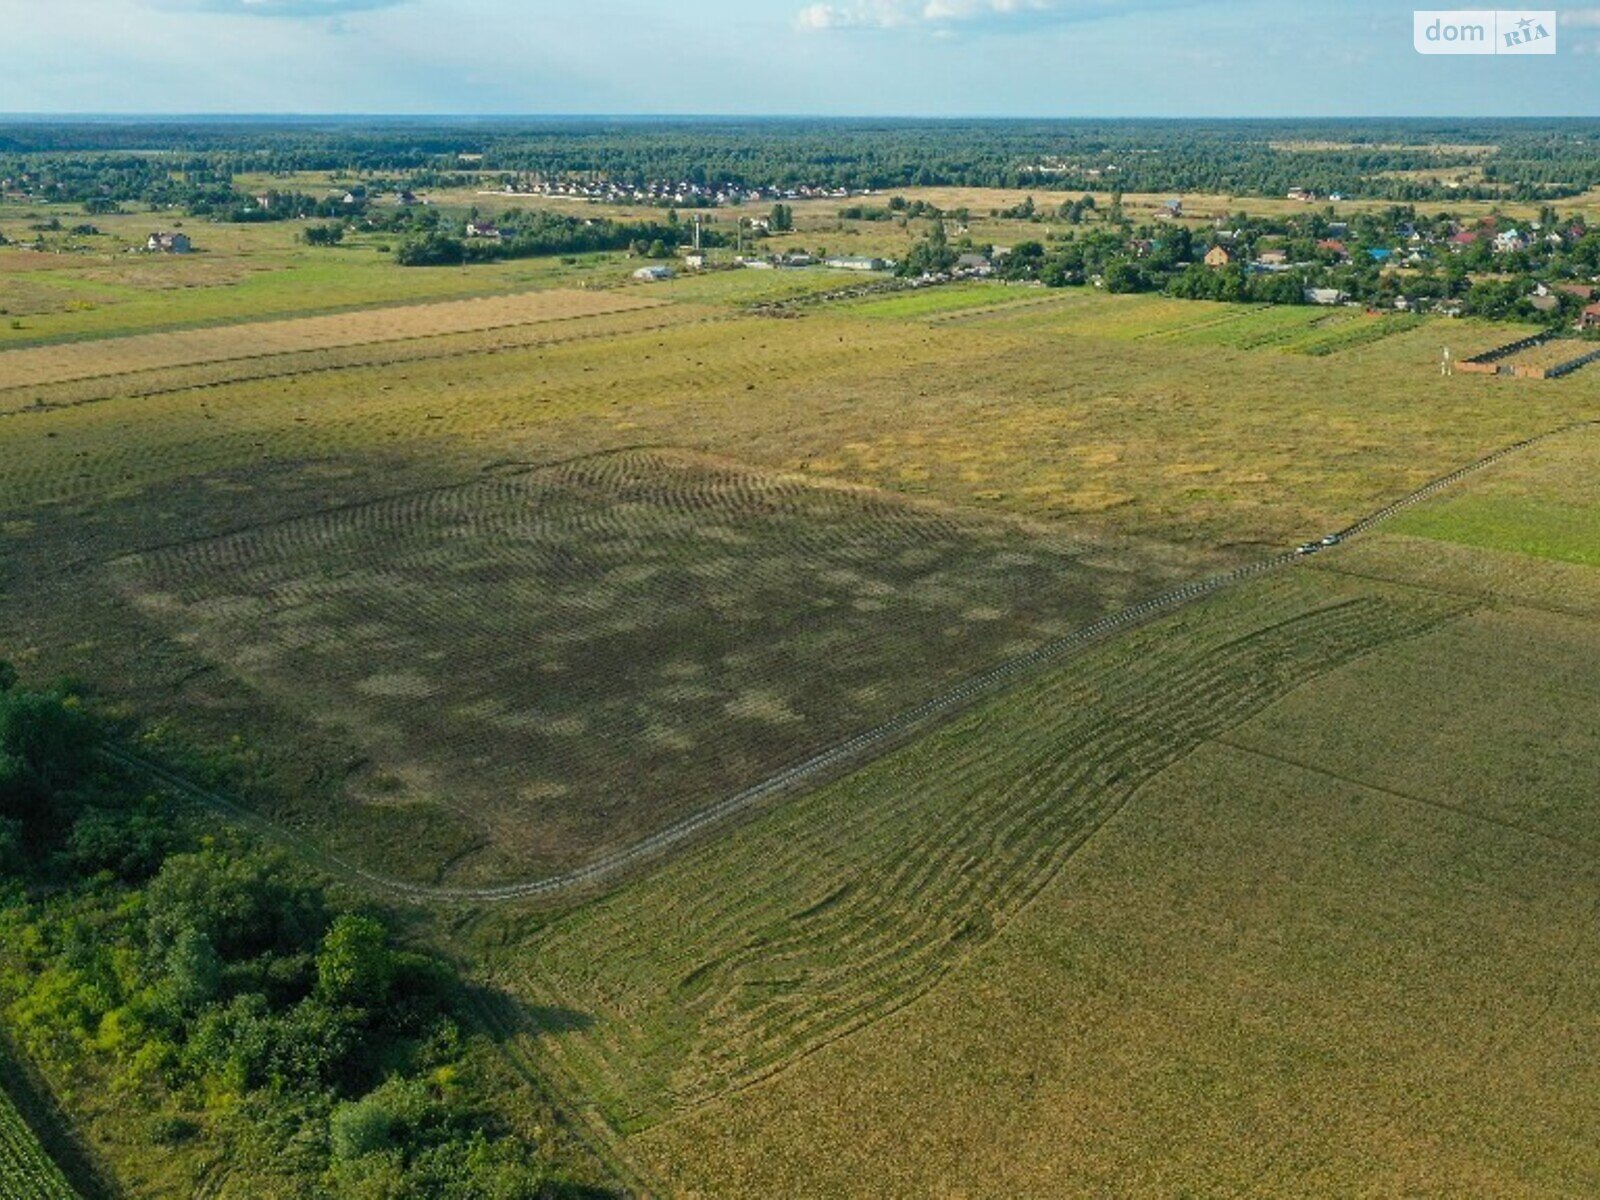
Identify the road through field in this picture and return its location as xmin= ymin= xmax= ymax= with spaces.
xmin=108 ymin=416 xmax=1600 ymax=904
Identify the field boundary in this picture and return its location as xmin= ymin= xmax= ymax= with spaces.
xmin=105 ymin=414 xmax=1600 ymax=905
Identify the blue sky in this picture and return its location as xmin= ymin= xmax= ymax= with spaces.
xmin=5 ymin=0 xmax=1598 ymax=115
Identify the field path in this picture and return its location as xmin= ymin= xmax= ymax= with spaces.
xmin=107 ymin=416 xmax=1600 ymax=904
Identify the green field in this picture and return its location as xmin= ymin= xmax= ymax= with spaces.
xmin=471 ymin=430 xmax=1600 ymax=1195
xmin=4 ymin=191 xmax=1600 ymax=1197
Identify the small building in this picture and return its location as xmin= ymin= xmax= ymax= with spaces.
xmin=1203 ymin=245 xmax=1235 ymax=268
xmin=1581 ymin=302 xmax=1600 ymax=330
xmin=1316 ymin=238 xmax=1349 ymax=261
xmin=1367 ymin=247 xmax=1394 ymax=263
xmin=1494 ymin=229 xmax=1527 ymax=253
xmin=1305 ymin=287 xmax=1348 ymax=306
xmin=465 ymin=221 xmax=502 ymax=240
xmin=684 ymin=250 xmax=710 ymax=269
xmin=1557 ymin=283 xmax=1597 ymax=301
xmin=1255 ymin=248 xmax=1289 ymax=267
xmin=824 ymin=255 xmax=888 ymax=271
xmin=633 ymin=265 xmax=675 ymax=281
xmin=955 ymin=253 xmax=993 ymax=275
xmin=146 ymin=231 xmax=191 ymax=254
xmin=1157 ymin=198 xmax=1183 ymax=220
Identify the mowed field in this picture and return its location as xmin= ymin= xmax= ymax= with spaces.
xmin=482 ymin=429 xmax=1600 ymax=1196
xmin=0 ymin=287 xmax=662 ymax=389
xmin=2 ymin=260 xmax=1597 ymax=885
xmin=112 ymin=447 xmax=1163 ymax=878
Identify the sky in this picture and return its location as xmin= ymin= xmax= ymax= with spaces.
xmin=3 ymin=0 xmax=1598 ymax=116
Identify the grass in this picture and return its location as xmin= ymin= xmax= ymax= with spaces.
xmin=112 ymin=447 xmax=1170 ymax=880
xmin=5 ymin=193 xmax=1600 ymax=1195
xmin=488 ymin=570 xmax=1469 ymax=1132
xmin=0 ymin=1089 xmax=77 ymax=1200
xmin=480 ymin=431 xmax=1600 ymax=1196
xmin=1 ymin=280 xmax=1595 ymax=884
xmin=1386 ymin=430 xmax=1600 ymax=566
xmin=0 ymin=206 xmax=630 ymax=346
xmin=837 ymin=281 xmax=1033 ymax=319
xmin=0 ymin=289 xmax=662 ymax=389
xmin=629 ymin=737 xmax=1600 ymax=1197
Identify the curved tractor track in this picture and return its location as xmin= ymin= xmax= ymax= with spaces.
xmin=109 ymin=417 xmax=1599 ymax=906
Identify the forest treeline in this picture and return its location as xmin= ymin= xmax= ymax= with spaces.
xmin=3 ymin=118 xmax=1598 ymax=204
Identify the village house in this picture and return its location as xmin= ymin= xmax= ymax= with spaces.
xmin=1316 ymin=238 xmax=1348 ymax=261
xmin=1203 ymin=245 xmax=1235 ymax=268
xmin=1157 ymin=198 xmax=1182 ymax=220
xmin=683 ymin=250 xmax=710 ymax=269
xmin=955 ymin=252 xmax=994 ymax=276
xmin=1581 ymin=302 xmax=1600 ymax=331
xmin=1254 ymin=248 xmax=1290 ymax=267
xmin=146 ymin=231 xmax=191 ymax=254
xmin=1305 ymin=287 xmax=1348 ymax=306
xmin=464 ymin=221 xmax=502 ymax=240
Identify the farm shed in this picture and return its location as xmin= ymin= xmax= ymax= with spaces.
xmin=146 ymin=231 xmax=191 ymax=254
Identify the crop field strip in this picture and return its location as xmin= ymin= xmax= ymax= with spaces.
xmin=0 ymin=308 xmax=976 ymax=517
xmin=504 ymin=572 xmax=1473 ymax=1133
xmin=0 ymin=1089 xmax=76 ymax=1200
xmin=0 ymin=287 xmax=664 ymax=390
xmin=111 ymin=447 xmax=1146 ymax=876
xmin=0 ymin=302 xmax=722 ymax=417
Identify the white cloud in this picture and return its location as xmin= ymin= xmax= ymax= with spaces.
xmin=156 ymin=0 xmax=408 ymax=16
xmin=796 ymin=0 xmax=1052 ymax=32
xmin=1559 ymin=7 xmax=1600 ymax=27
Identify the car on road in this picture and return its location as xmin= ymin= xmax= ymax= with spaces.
xmin=1296 ymin=543 xmax=1321 ymax=555
xmin=1320 ymin=534 xmax=1342 ymax=547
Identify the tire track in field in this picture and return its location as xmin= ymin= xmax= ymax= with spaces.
xmin=105 ymin=415 xmax=1600 ymax=905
